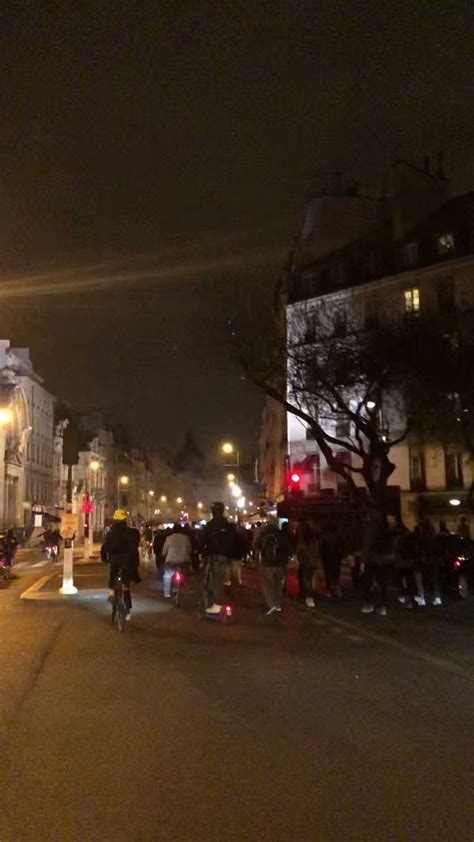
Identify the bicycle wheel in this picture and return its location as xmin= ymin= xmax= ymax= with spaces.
xmin=116 ymin=596 xmax=127 ymax=632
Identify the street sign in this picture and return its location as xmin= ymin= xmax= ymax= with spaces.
xmin=60 ymin=512 xmax=79 ymax=540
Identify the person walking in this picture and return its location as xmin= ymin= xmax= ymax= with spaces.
xmin=360 ymin=512 xmax=393 ymax=617
xmin=296 ymin=521 xmax=320 ymax=608
xmin=320 ymin=522 xmax=344 ymax=597
xmin=457 ymin=516 xmax=471 ymax=539
xmin=199 ymin=502 xmax=235 ymax=614
xmin=257 ymin=516 xmax=293 ymax=615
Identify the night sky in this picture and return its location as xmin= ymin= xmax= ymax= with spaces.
xmin=2 ymin=1 xmax=473 ymax=458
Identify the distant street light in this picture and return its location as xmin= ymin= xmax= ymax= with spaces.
xmin=176 ymin=496 xmax=183 ymax=504
xmin=117 ymin=475 xmax=129 ymax=507
xmin=90 ymin=459 xmax=100 ymax=472
xmin=0 ymin=407 xmax=13 ymax=425
xmin=222 ymin=442 xmax=235 ymax=455
xmin=227 ymin=473 xmax=236 ymax=482
xmin=160 ymin=495 xmax=167 ymax=503
xmin=197 ymin=502 xmax=203 ymax=510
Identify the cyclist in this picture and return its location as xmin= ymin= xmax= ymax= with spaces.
xmin=199 ymin=502 xmax=235 ymax=614
xmin=101 ymin=509 xmax=140 ymax=619
xmin=162 ymin=523 xmax=192 ymax=598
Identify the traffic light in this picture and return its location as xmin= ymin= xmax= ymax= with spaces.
xmin=288 ymin=470 xmax=302 ymax=495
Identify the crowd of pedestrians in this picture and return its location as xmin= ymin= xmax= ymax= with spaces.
xmin=142 ymin=506 xmax=472 ymax=619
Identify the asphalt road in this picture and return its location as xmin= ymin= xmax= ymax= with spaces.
xmin=2 ymin=558 xmax=474 ymax=842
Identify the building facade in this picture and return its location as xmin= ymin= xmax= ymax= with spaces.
xmin=269 ymin=160 xmax=474 ymax=528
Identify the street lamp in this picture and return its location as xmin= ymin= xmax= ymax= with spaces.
xmin=197 ymin=502 xmax=203 ymax=510
xmin=227 ymin=473 xmax=236 ymax=482
xmin=160 ymin=495 xmax=167 ymax=503
xmin=176 ymin=496 xmax=183 ymax=504
xmin=117 ymin=475 xmax=129 ymax=507
xmin=83 ymin=458 xmax=100 ymax=559
xmin=0 ymin=407 xmax=13 ymax=425
xmin=221 ymin=442 xmax=240 ymax=478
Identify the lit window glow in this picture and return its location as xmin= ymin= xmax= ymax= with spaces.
xmin=404 ymin=287 xmax=420 ymax=315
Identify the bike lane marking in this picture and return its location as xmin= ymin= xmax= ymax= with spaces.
xmin=306 ymin=606 xmax=474 ymax=681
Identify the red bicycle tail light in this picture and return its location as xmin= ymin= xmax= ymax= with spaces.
xmin=175 ymin=571 xmax=183 ymax=583
xmin=225 ymin=605 xmax=232 ymax=616
xmin=455 ymin=559 xmax=462 ymax=568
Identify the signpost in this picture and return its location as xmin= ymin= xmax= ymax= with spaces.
xmin=59 ymin=426 xmax=79 ymax=595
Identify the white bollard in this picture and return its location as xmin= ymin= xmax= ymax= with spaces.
xmin=59 ymin=542 xmax=78 ymax=595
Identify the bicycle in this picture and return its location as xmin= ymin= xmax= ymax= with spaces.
xmin=110 ymin=568 xmax=130 ymax=632
xmin=171 ymin=566 xmax=185 ymax=607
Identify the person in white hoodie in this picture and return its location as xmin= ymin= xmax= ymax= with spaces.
xmin=162 ymin=523 xmax=192 ymax=598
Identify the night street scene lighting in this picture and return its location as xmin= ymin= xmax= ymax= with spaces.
xmin=1 ymin=2 xmax=473 ymax=840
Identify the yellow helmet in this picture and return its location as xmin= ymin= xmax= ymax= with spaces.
xmin=113 ymin=508 xmax=128 ymax=521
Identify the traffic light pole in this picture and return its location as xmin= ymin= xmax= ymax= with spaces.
xmin=59 ymin=442 xmax=78 ymax=595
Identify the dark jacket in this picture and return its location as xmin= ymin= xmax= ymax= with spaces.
xmin=101 ymin=522 xmax=140 ymax=580
xmin=258 ymin=523 xmax=293 ymax=567
xmin=199 ymin=516 xmax=235 ymax=560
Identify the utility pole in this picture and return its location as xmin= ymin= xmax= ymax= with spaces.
xmin=59 ymin=425 xmax=79 ymax=595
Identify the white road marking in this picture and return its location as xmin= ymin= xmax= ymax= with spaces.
xmin=20 ymin=574 xmax=56 ymax=599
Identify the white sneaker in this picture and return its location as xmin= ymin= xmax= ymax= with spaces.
xmin=432 ymin=596 xmax=442 ymax=606
xmin=377 ymin=606 xmax=387 ymax=616
xmin=265 ymin=606 xmax=278 ymax=616
xmin=361 ymin=604 xmax=375 ymax=614
xmin=398 ymin=595 xmax=407 ymax=604
xmin=205 ymin=604 xmax=222 ymax=614
xmin=305 ymin=597 xmax=316 ymax=608
xmin=125 ymin=613 xmax=132 ymax=621
xmin=414 ymin=595 xmax=426 ymax=607
xmin=224 ymin=581 xmax=231 ymax=587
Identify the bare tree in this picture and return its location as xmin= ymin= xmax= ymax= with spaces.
xmin=237 ymin=299 xmax=426 ymax=515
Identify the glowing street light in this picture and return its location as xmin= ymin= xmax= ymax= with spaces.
xmin=222 ymin=442 xmax=235 ymax=455
xmin=148 ymin=490 xmax=154 ymax=497
xmin=160 ymin=495 xmax=167 ymax=503
xmin=227 ymin=473 xmax=236 ymax=482
xmin=197 ymin=502 xmax=203 ymax=510
xmin=120 ymin=475 xmax=129 ymax=486
xmin=90 ymin=459 xmax=100 ymax=472
xmin=0 ymin=407 xmax=13 ymax=425
xmin=176 ymin=497 xmax=183 ymax=504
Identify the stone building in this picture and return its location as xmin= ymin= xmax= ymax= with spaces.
xmin=264 ymin=159 xmax=474 ymax=528
xmin=0 ymin=341 xmax=54 ymax=528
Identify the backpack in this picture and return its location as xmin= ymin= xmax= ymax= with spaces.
xmin=261 ymin=532 xmax=280 ymax=565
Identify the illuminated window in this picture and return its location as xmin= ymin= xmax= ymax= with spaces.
xmin=437 ymin=232 xmax=455 ymax=255
xmin=404 ymin=287 xmax=420 ymax=315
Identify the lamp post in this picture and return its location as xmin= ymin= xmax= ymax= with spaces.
xmin=83 ymin=458 xmax=100 ymax=560
xmin=117 ymin=475 xmax=129 ymax=508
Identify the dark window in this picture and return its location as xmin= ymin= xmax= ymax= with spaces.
xmin=365 ymin=308 xmax=380 ymax=330
xmin=335 ymin=420 xmax=351 ymax=438
xmin=445 ymin=451 xmax=464 ymax=488
xmin=402 ymin=242 xmax=419 ymax=268
xmin=333 ymin=315 xmax=347 ymax=338
xmin=437 ymin=277 xmax=455 ymax=313
xmin=409 ymin=446 xmax=426 ymax=491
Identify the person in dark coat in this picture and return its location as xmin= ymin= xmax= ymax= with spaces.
xmin=320 ymin=523 xmax=345 ymax=597
xmin=101 ymin=509 xmax=141 ymax=617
